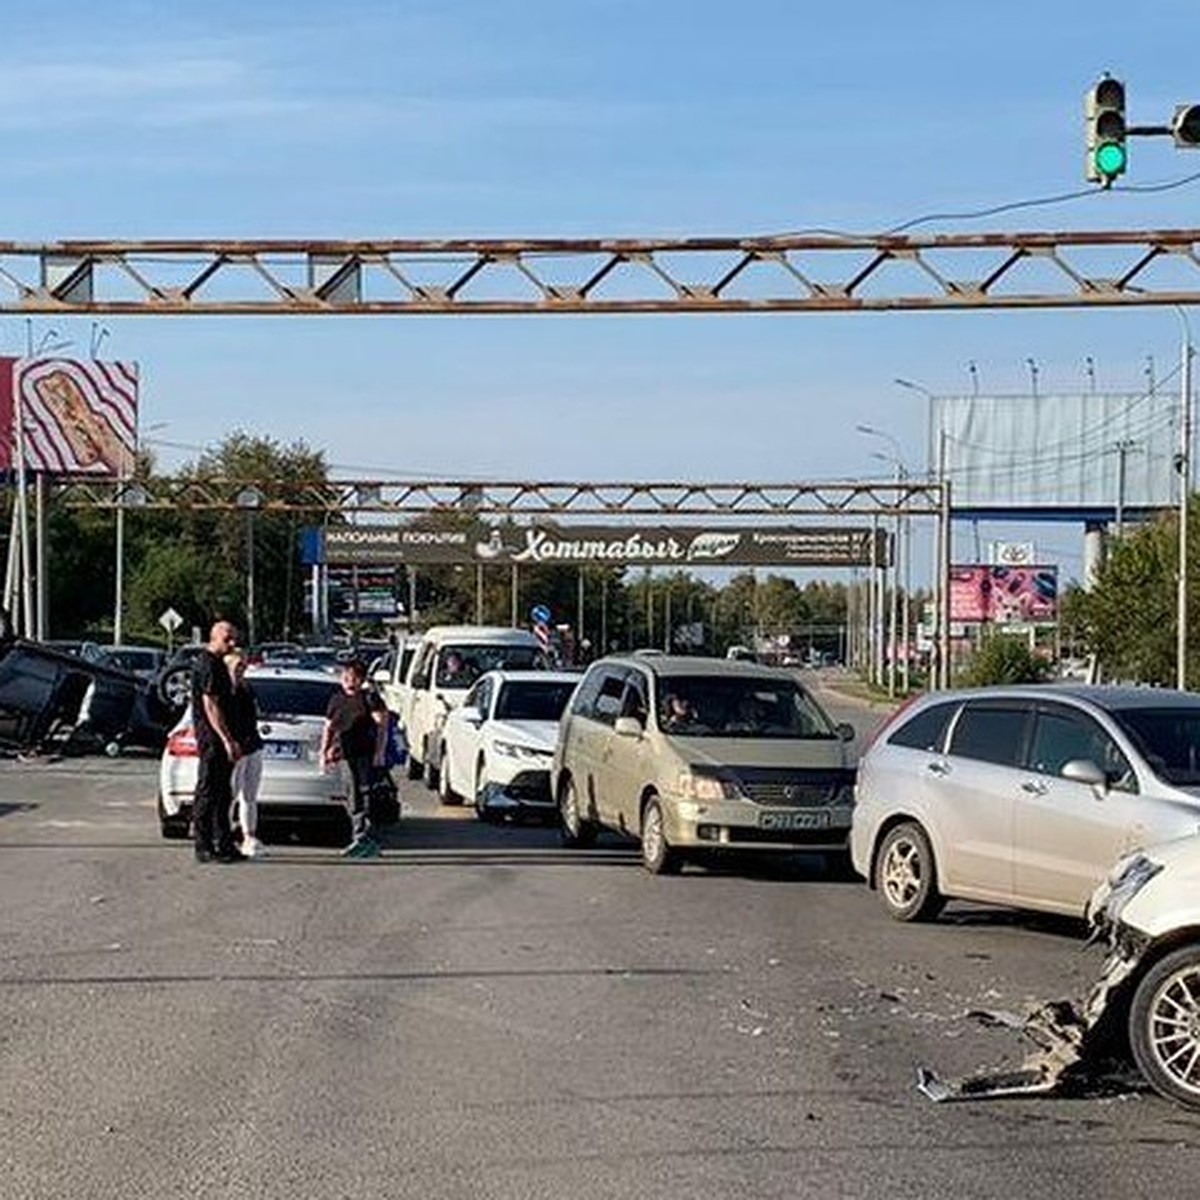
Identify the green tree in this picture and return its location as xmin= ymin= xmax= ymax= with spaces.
xmin=963 ymin=632 xmax=1051 ymax=686
xmin=1076 ymin=499 xmax=1199 ymax=687
xmin=156 ymin=431 xmax=330 ymax=642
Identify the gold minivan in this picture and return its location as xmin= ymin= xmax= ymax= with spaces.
xmin=552 ymin=655 xmax=857 ymax=873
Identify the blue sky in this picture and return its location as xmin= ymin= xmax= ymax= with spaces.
xmin=4 ymin=0 xmax=1199 ymax=577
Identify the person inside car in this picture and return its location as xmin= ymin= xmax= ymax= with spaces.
xmin=661 ymin=693 xmax=701 ymax=732
xmin=437 ymin=651 xmax=476 ymax=688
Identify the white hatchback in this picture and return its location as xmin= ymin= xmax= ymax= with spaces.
xmin=157 ymin=666 xmax=349 ymax=840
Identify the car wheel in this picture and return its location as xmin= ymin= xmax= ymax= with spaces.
xmin=437 ymin=748 xmax=461 ymax=806
xmin=157 ymin=664 xmax=192 ymax=712
xmin=405 ymin=750 xmax=422 ymax=781
xmin=641 ymin=796 xmax=682 ymax=875
xmin=157 ymin=792 xmax=190 ymax=840
xmin=421 ymin=739 xmax=439 ymax=791
xmin=875 ymin=822 xmax=945 ymax=922
xmin=1129 ymin=945 xmax=1200 ymax=1110
xmin=558 ymin=775 xmax=597 ymax=847
xmin=473 ymin=759 xmax=497 ymax=822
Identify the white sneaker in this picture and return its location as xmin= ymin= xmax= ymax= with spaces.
xmin=242 ymin=836 xmax=267 ymax=859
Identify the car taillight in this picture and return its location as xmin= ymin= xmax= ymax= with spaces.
xmin=167 ymin=728 xmax=199 ymax=757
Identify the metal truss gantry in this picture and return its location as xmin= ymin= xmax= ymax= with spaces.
xmin=5 ymin=230 xmax=1200 ymax=314
xmin=57 ymin=477 xmax=942 ymax=516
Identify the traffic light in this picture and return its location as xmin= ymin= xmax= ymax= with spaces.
xmin=1086 ymin=77 xmax=1127 ymax=185
xmin=1173 ymin=104 xmax=1200 ymax=148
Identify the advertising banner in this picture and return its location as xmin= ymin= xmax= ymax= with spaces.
xmin=0 ymin=357 xmax=138 ymax=476
xmin=949 ymin=565 xmax=1059 ymax=625
xmin=316 ymin=523 xmax=891 ymax=568
xmin=327 ymin=566 xmax=401 ymax=620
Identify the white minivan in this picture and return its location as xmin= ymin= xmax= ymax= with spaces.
xmin=380 ymin=634 xmax=423 ymax=723
xmin=402 ymin=626 xmax=548 ymax=788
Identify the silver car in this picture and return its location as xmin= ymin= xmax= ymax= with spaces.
xmin=851 ymin=685 xmax=1200 ymax=921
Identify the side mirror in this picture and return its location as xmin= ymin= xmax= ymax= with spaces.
xmin=1061 ymin=758 xmax=1107 ymax=789
xmin=458 ymin=706 xmax=483 ymax=726
xmin=614 ymin=716 xmax=644 ymax=738
xmin=836 ymin=722 xmax=856 ymax=742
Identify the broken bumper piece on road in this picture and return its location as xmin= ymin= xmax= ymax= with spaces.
xmin=917 ymin=947 xmax=1143 ymax=1103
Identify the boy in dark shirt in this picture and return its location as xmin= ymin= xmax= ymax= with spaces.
xmin=321 ymin=659 xmax=387 ymax=857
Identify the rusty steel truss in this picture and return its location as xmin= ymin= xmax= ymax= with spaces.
xmin=5 ymin=230 xmax=1200 ymax=314
xmin=59 ymin=477 xmax=943 ymax=517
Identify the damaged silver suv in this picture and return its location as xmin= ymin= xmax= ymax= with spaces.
xmin=1089 ymin=836 xmax=1200 ymax=1111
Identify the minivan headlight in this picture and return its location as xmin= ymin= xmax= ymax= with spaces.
xmin=675 ymin=770 xmax=741 ymax=801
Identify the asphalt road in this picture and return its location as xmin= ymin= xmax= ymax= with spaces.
xmin=2 ymin=688 xmax=1198 ymax=1199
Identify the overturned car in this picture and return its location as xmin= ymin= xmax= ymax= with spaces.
xmin=0 ymin=636 xmax=180 ymax=756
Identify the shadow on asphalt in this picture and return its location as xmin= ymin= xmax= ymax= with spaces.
xmin=939 ymin=904 xmax=1088 ymax=942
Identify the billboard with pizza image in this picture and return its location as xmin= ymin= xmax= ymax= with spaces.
xmin=0 ymin=357 xmax=138 ymax=476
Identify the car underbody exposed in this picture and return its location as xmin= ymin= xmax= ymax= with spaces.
xmin=0 ymin=637 xmax=178 ymax=756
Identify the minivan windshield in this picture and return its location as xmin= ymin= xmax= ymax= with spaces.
xmin=436 ymin=644 xmax=543 ymax=689
xmin=656 ymin=675 xmax=836 ymax=739
xmin=1111 ymin=707 xmax=1200 ymax=786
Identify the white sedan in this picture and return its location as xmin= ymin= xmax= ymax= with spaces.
xmin=158 ymin=666 xmax=355 ymax=841
xmin=436 ymin=670 xmax=580 ymax=821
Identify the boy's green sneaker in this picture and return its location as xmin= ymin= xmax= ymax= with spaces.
xmin=342 ymin=836 xmax=381 ymax=859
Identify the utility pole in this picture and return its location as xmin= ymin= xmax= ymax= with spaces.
xmin=1114 ymin=438 xmax=1139 ymax=538
xmin=1179 ymin=326 xmax=1194 ymax=690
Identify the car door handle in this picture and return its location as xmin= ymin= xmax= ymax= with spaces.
xmin=1021 ymin=780 xmax=1048 ymax=796
xmin=926 ymin=761 xmax=950 ymax=776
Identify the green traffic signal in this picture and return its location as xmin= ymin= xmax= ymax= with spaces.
xmin=1094 ymin=140 xmax=1127 ymax=177
xmin=1086 ymin=76 xmax=1127 ymax=186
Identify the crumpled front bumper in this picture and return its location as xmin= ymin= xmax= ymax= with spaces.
xmin=477 ymin=770 xmax=554 ymax=818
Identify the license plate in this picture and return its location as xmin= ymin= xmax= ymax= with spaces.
xmin=264 ymin=741 xmax=303 ymax=761
xmin=757 ymin=809 xmax=829 ymax=831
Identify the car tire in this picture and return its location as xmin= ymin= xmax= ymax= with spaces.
xmin=1129 ymin=945 xmax=1200 ymax=1111
xmin=157 ymin=792 xmax=190 ymax=840
xmin=874 ymin=822 xmax=944 ymax=922
xmin=558 ymin=775 xmax=597 ymax=847
xmin=437 ymin=748 xmax=461 ymax=806
xmin=472 ymin=759 xmax=497 ymax=822
xmin=640 ymin=796 xmax=682 ymax=875
xmin=421 ymin=739 xmax=439 ymax=791
xmin=157 ymin=664 xmax=192 ymax=712
xmin=405 ymin=750 xmax=422 ymax=781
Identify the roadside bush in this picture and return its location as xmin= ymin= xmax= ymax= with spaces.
xmin=962 ymin=634 xmax=1051 ymax=687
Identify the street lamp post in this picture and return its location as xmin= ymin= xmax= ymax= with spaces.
xmin=114 ymin=482 xmax=148 ymax=645
xmin=858 ymin=424 xmax=908 ymax=698
xmin=236 ymin=487 xmax=264 ymax=647
xmin=1178 ymin=312 xmax=1194 ymax=690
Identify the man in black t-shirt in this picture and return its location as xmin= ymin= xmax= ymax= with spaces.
xmin=321 ymin=659 xmax=387 ymax=857
xmin=191 ymin=621 xmax=242 ymax=863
